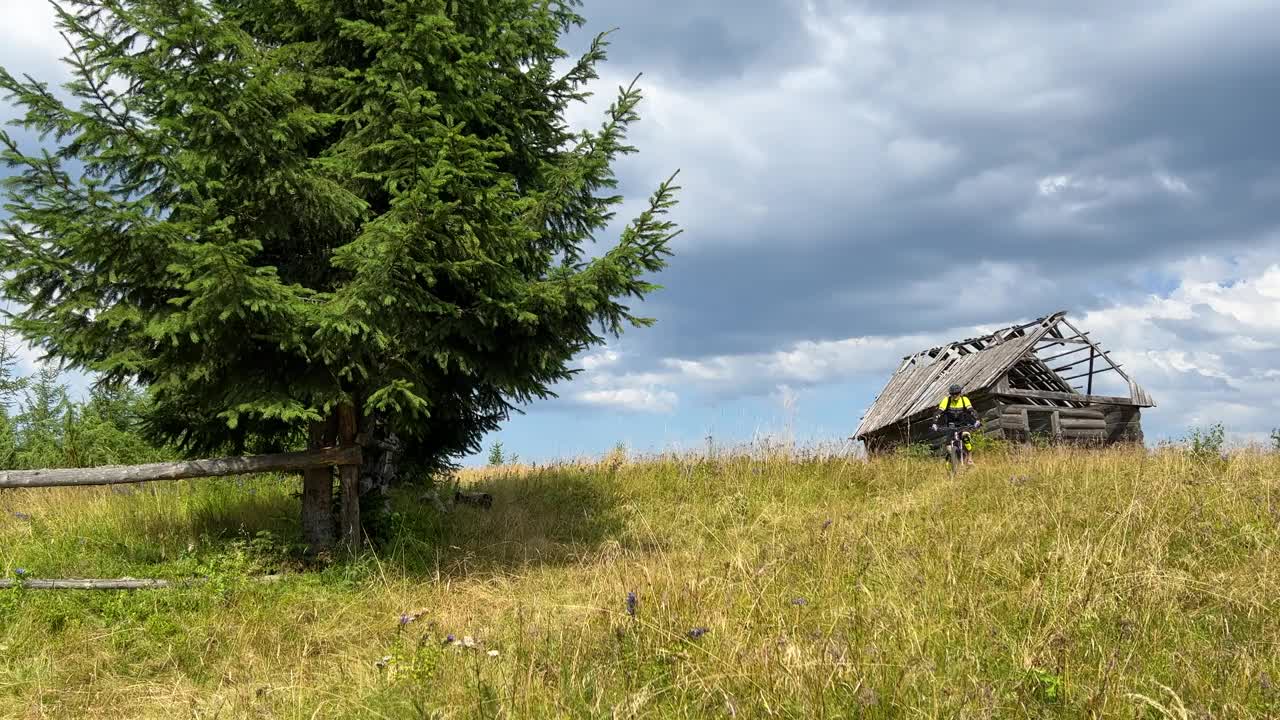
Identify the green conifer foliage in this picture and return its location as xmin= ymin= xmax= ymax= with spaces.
xmin=0 ymin=1 xmax=680 ymax=541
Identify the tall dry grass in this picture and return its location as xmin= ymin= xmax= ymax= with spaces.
xmin=1 ymin=443 xmax=1278 ymax=718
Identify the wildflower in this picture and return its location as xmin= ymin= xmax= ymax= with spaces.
xmin=687 ymin=627 xmax=709 ymax=639
xmin=444 ymin=634 xmax=456 ymax=645
xmin=13 ymin=512 xmax=30 ymax=521
xmin=821 ymin=519 xmax=832 ymax=531
xmin=858 ymin=687 xmax=880 ymax=707
xmin=14 ymin=568 xmax=26 ymax=576
xmin=626 ymin=591 xmax=637 ymax=618
xmin=398 ymin=613 xmax=413 ymax=626
xmin=375 ymin=655 xmax=392 ymax=669
xmin=791 ymin=597 xmax=808 ymax=607
xmin=487 ymin=649 xmax=499 ymax=658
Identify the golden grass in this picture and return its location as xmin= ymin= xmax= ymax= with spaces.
xmin=1 ymin=444 xmax=1279 ymax=718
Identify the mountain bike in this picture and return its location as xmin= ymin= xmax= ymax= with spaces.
xmin=938 ymin=421 xmax=980 ymax=476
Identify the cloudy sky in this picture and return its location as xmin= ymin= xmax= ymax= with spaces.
xmin=3 ymin=1 xmax=1280 ymax=462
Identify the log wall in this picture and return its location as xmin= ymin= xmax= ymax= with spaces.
xmin=862 ymin=394 xmax=1145 ymax=454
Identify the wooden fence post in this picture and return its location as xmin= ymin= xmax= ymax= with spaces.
xmin=302 ymin=419 xmax=336 ymax=553
xmin=337 ymin=403 xmax=361 ymax=550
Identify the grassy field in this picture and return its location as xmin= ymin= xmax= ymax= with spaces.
xmin=2 ymin=442 xmax=1279 ymax=718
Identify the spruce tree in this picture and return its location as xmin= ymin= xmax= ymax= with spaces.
xmin=0 ymin=329 xmax=24 ymax=468
xmin=0 ymin=0 xmax=680 ymax=548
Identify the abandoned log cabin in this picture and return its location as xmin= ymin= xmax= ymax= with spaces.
xmin=853 ymin=311 xmax=1155 ymax=454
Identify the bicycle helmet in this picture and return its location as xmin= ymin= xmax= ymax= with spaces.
xmin=949 ymin=383 xmax=962 ymax=394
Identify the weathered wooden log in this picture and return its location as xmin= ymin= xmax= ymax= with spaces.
xmin=454 ymin=490 xmax=494 ymax=509
xmin=999 ymin=388 xmax=1147 ymax=406
xmin=0 ymin=574 xmax=285 ymax=590
xmin=1059 ymin=418 xmax=1107 ymax=430
xmin=999 ymin=404 xmax=1105 ymax=419
xmin=302 ymin=421 xmax=337 ymax=553
xmin=1061 ymin=428 xmax=1106 ymax=439
xmin=0 ymin=447 xmax=362 ymax=489
xmin=337 ymin=404 xmax=361 ymax=549
xmin=1002 ymin=413 xmax=1029 ymax=430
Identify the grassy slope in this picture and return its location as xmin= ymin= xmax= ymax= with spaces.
xmin=1 ymin=445 xmax=1279 ymax=718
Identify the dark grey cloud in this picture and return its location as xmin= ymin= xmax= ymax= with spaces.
xmin=564 ymin=0 xmax=1280 ymax=369
xmin=563 ymin=0 xmax=814 ymax=82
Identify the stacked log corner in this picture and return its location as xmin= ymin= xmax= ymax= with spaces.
xmin=1103 ymin=405 xmax=1143 ymax=444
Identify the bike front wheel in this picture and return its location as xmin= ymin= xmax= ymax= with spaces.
xmin=946 ymin=445 xmax=961 ymax=475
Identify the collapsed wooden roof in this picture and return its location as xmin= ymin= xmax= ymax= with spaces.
xmin=854 ymin=311 xmax=1155 ymax=439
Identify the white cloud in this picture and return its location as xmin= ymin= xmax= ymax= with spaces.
xmin=580 ymin=348 xmax=620 ymax=372
xmin=559 ymin=246 xmax=1280 ymax=442
xmin=0 ymin=1 xmax=63 ymax=56
xmin=1079 ymin=257 xmax=1280 ymax=439
xmin=577 ymin=387 xmax=677 ymax=413
xmin=573 ymin=328 xmax=953 ymax=408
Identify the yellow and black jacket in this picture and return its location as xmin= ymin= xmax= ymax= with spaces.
xmin=934 ymin=394 xmax=978 ymax=427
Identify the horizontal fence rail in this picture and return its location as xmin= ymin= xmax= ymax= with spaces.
xmin=0 ymin=575 xmax=286 ymax=590
xmin=0 ymin=446 xmax=362 ymax=489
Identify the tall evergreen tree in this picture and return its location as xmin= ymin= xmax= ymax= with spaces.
xmin=0 ymin=0 xmax=680 ymax=548
xmin=15 ymin=364 xmax=69 ymax=465
xmin=0 ymin=327 xmax=25 ymax=407
xmin=0 ymin=328 xmax=25 ymax=468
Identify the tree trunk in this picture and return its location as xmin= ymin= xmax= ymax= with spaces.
xmin=357 ymin=410 xmax=404 ymax=526
xmin=301 ymin=417 xmax=336 ymax=554
xmin=337 ymin=403 xmax=361 ymax=549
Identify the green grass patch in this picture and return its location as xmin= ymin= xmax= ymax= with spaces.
xmin=1 ymin=446 xmax=1279 ymax=718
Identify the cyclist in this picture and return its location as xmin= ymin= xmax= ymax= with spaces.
xmin=931 ymin=383 xmax=980 ymax=465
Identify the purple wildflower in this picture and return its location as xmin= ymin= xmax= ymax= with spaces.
xmin=791 ymin=597 xmax=808 ymax=607
xmin=687 ymin=627 xmax=709 ymax=639
xmin=13 ymin=512 xmax=30 ymax=521
xmin=626 ymin=591 xmax=637 ymax=618
xmin=398 ymin=613 xmax=412 ymax=625
xmin=444 ymin=634 xmax=456 ymax=645
xmin=14 ymin=568 xmax=26 ymax=576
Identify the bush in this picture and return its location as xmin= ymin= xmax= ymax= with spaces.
xmin=1185 ymin=423 xmax=1226 ymax=460
xmin=969 ymin=430 xmax=1008 ymax=454
xmin=894 ymin=442 xmax=934 ymax=460
xmin=0 ymin=331 xmax=168 ymax=471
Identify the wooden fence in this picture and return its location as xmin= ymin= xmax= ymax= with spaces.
xmin=1 ymin=440 xmax=364 ymax=589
